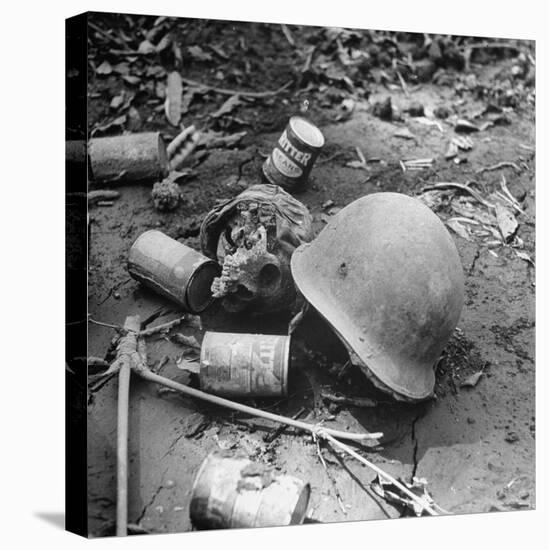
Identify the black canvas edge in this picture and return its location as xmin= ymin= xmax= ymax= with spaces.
xmin=65 ymin=11 xmax=89 ymax=538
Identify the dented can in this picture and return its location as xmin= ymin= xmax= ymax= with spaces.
xmin=127 ymin=230 xmax=220 ymax=313
xmin=262 ymin=116 xmax=325 ymax=192
xmin=199 ymin=332 xmax=290 ymax=397
xmin=190 ymin=451 xmax=310 ymax=529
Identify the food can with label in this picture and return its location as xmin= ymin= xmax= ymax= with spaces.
xmin=262 ymin=116 xmax=325 ymax=192
xmin=127 ymin=230 xmax=220 ymax=313
xmin=190 ymin=451 xmax=310 ymax=529
xmin=199 ymin=331 xmax=290 ymax=397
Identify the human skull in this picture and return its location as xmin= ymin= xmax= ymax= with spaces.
xmin=200 ymin=184 xmax=314 ymax=314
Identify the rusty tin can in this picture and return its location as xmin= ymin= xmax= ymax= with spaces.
xmin=199 ymin=332 xmax=290 ymax=397
xmin=190 ymin=451 xmax=310 ymax=529
xmin=127 ymin=230 xmax=220 ymax=313
xmin=262 ymin=116 xmax=325 ymax=192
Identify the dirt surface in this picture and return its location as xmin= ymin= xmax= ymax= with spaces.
xmin=83 ymin=14 xmax=535 ymax=536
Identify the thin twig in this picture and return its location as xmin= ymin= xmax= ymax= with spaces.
xmin=139 ymin=316 xmax=186 ymax=337
xmin=263 ymin=407 xmax=307 ymax=443
xmin=138 ymin=369 xmax=382 ymax=442
xmin=88 ymin=317 xmax=124 ymax=331
xmin=475 ymin=161 xmax=521 ymax=175
xmin=395 ymin=70 xmax=410 ymax=97
xmin=314 ymin=437 xmax=347 ymax=515
xmin=321 ymin=391 xmax=377 ymax=408
xmin=181 ymin=78 xmax=293 ymax=98
xmin=321 ymin=432 xmax=439 ymax=516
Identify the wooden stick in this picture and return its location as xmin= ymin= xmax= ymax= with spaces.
xmin=115 ymin=315 xmax=141 ymax=536
xmin=116 ymin=357 xmax=131 ymax=536
xmin=136 ymin=368 xmax=382 ymax=442
xmin=180 ymin=78 xmax=293 ymax=98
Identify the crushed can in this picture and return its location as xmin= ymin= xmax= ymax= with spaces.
xmin=262 ymin=116 xmax=325 ymax=192
xmin=199 ymin=332 xmax=290 ymax=397
xmin=127 ymin=230 xmax=220 ymax=313
xmin=190 ymin=451 xmax=310 ymax=529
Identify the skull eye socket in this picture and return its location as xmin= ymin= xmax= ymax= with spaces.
xmin=258 ymin=263 xmax=281 ymax=288
xmin=234 ymin=284 xmax=254 ymax=301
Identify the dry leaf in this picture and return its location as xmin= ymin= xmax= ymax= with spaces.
xmin=515 ymin=250 xmax=535 ymax=266
xmin=188 ymin=45 xmax=213 ymax=62
xmin=455 ymin=119 xmax=479 ymax=133
xmin=198 ymin=130 xmax=246 ymax=149
xmin=412 ymin=116 xmax=443 ymax=133
xmin=110 ymin=94 xmax=125 ymax=109
xmin=155 ymin=34 xmax=172 ymax=53
xmin=165 ymin=71 xmax=183 ymax=126
xmin=394 ymin=127 xmax=416 ymax=140
xmin=211 ymin=94 xmax=242 ymax=118
xmin=137 ymin=39 xmax=156 ymax=54
xmin=445 ymin=140 xmax=459 ymax=159
xmin=96 ymin=61 xmax=113 ymax=75
xmin=446 ymin=218 xmax=472 ymax=241
xmin=176 ymin=356 xmax=200 ymax=374
xmin=112 ymin=62 xmax=130 ymax=75
xmin=495 ymin=204 xmax=518 ymax=242
xmin=122 ymin=75 xmax=141 ymax=85
xmin=460 ymin=371 xmax=483 ymax=388
xmin=92 ymin=115 xmax=126 ymax=136
xmin=172 ymin=333 xmax=201 ymax=349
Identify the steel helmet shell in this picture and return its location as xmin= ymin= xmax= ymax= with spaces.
xmin=291 ymin=192 xmax=464 ymax=401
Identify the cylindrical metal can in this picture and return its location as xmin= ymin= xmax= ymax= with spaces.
xmin=127 ymin=230 xmax=220 ymax=313
xmin=89 ymin=132 xmax=169 ymax=183
xmin=190 ymin=451 xmax=310 ymax=530
xmin=199 ymin=332 xmax=290 ymax=397
xmin=262 ymin=116 xmax=325 ymax=192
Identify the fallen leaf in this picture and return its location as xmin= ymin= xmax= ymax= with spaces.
xmin=122 ymin=75 xmax=141 ymax=85
xmin=172 ymin=333 xmax=201 ymax=349
xmin=495 ymin=204 xmax=518 ymax=242
xmin=460 ymin=371 xmax=483 ymax=388
xmin=394 ymin=127 xmax=416 ymax=140
xmin=137 ymin=39 xmax=156 ymax=54
xmin=112 ymin=62 xmax=130 ymax=75
xmin=176 ymin=356 xmax=200 ymax=374
xmin=155 ymin=34 xmax=172 ymax=53
xmin=126 ymin=106 xmax=142 ymax=132
xmin=110 ymin=94 xmax=125 ymax=109
xmin=210 ymin=44 xmax=229 ymax=59
xmin=445 ymin=141 xmax=459 ymax=159
xmin=96 ymin=60 xmax=113 ymax=75
xmin=188 ymin=45 xmax=213 ymax=62
xmin=453 ymin=135 xmax=474 ymax=150
xmin=515 ymin=250 xmax=535 ymax=267
xmin=211 ymin=94 xmax=242 ymax=118
xmin=165 ymin=71 xmax=183 ymax=126
xmin=412 ymin=116 xmax=444 ymax=133
xmin=455 ymin=118 xmax=479 ymax=133
xmin=446 ymin=218 xmax=472 ymax=241
xmin=91 ymin=115 xmax=126 ymax=136
xmin=198 ymin=130 xmax=247 ymax=149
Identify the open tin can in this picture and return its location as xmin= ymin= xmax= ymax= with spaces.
xmin=127 ymin=230 xmax=220 ymax=313
xmin=199 ymin=331 xmax=290 ymax=397
xmin=262 ymin=116 xmax=325 ymax=192
xmin=190 ymin=451 xmax=310 ymax=529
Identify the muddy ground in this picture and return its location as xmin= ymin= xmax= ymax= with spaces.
xmin=83 ymin=14 xmax=535 ymax=536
